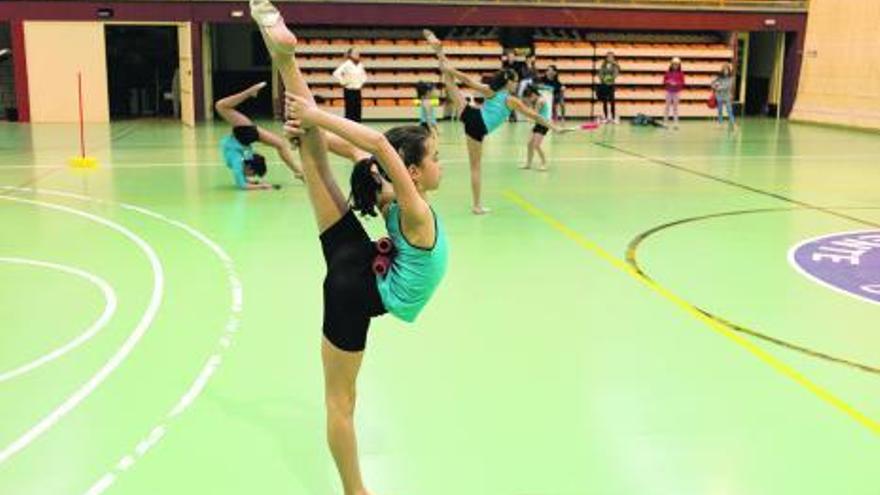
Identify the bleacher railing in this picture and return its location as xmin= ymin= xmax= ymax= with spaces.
xmin=188 ymin=0 xmax=808 ymax=13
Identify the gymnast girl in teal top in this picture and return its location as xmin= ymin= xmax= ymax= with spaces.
xmin=424 ymin=30 xmax=570 ymax=214
xmin=214 ymin=82 xmax=303 ymax=189
xmin=250 ymin=2 xmax=448 ymax=493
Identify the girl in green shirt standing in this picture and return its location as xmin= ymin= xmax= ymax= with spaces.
xmin=597 ymin=52 xmax=621 ymax=124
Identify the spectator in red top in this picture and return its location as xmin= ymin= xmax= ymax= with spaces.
xmin=663 ymin=57 xmax=685 ymax=129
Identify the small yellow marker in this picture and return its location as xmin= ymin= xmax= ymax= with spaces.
xmin=68 ymin=156 xmax=99 ymax=169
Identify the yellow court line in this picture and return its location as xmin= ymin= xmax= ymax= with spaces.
xmin=503 ymin=190 xmax=880 ymax=436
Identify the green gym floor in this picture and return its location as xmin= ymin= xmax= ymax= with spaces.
xmin=0 ymin=117 xmax=878 ymax=495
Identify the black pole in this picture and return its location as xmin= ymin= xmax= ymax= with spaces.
xmin=590 ymin=38 xmax=596 ymax=120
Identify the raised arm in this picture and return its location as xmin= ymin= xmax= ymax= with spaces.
xmin=507 ymin=97 xmax=558 ymax=131
xmin=285 ymin=93 xmax=429 ymax=218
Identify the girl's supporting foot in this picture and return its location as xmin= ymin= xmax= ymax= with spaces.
xmin=472 ymin=206 xmax=492 ymax=215
xmin=519 ymin=163 xmax=531 ymax=170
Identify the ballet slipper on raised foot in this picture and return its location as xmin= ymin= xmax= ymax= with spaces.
xmin=249 ymin=0 xmax=297 ymax=56
xmin=246 ymin=81 xmax=268 ymax=98
xmin=422 ymin=29 xmax=443 ymax=54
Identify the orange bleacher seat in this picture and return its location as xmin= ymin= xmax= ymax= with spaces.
xmin=363 ymin=99 xmax=377 ymax=107
xmin=396 ymin=39 xmax=417 ymax=46
xmin=376 ymin=99 xmax=397 ymax=107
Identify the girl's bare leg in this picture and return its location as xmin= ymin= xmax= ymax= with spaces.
xmin=250 ymin=4 xmax=373 ymax=495
xmin=466 ymin=137 xmax=488 ymax=214
xmin=535 ymin=134 xmax=547 ymax=171
xmin=252 ymin=1 xmax=346 ymax=232
xmin=214 ymin=82 xmax=266 ymax=126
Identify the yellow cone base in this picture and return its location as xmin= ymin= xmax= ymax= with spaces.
xmin=68 ymin=156 xmax=99 ymax=169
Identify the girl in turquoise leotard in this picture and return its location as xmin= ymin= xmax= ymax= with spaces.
xmin=423 ymin=30 xmax=569 ymax=214
xmin=251 ymin=3 xmax=449 ymax=493
xmin=214 ymin=82 xmax=303 ymax=189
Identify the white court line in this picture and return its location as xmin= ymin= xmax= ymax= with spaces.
xmin=0 ymin=191 xmax=164 ymax=465
xmin=0 ymin=187 xmax=243 ymax=495
xmin=0 ymin=258 xmax=118 ymax=383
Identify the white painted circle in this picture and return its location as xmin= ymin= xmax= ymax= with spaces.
xmin=0 ymin=257 xmax=118 ymax=383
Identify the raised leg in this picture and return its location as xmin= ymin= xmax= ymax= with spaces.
xmin=214 ymin=82 xmax=265 ymax=127
xmin=251 ymin=0 xmax=347 ymax=232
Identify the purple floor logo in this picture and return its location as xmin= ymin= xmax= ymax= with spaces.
xmin=789 ymin=230 xmax=880 ymax=305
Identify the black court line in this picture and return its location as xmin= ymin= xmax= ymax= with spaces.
xmin=593 ymin=141 xmax=880 ymax=229
xmin=626 ymin=207 xmax=880 ymax=377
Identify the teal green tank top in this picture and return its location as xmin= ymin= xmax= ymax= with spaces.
xmin=538 ymin=97 xmax=552 ymax=121
xmin=376 ymin=202 xmax=449 ymax=323
xmin=480 ymin=90 xmax=511 ymax=134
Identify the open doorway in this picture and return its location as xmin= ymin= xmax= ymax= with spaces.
xmin=105 ymin=25 xmax=179 ymax=119
xmin=744 ymin=31 xmax=783 ymax=117
xmin=0 ymin=22 xmax=17 ymax=121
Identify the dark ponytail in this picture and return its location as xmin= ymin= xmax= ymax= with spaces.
xmin=348 ymin=125 xmax=431 ymax=217
xmin=487 ymin=69 xmax=518 ymax=91
xmin=521 ymin=84 xmax=540 ymax=98
xmin=350 ymin=157 xmax=382 ymax=217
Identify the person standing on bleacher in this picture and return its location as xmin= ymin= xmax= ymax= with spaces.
xmin=333 ymin=47 xmax=368 ymax=122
